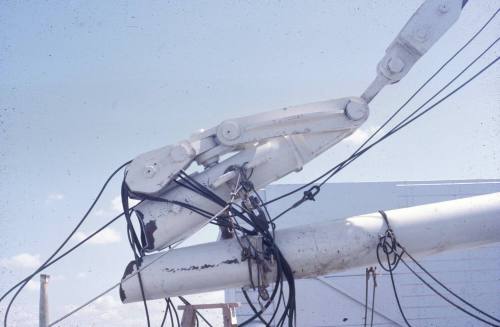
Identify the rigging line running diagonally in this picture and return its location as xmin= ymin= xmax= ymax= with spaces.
xmin=0 ymin=197 xmax=232 ymax=315
xmin=47 ymin=205 xmax=230 ymax=327
xmin=121 ymin=179 xmax=151 ymax=327
xmin=315 ymin=35 xmax=500 ymax=187
xmin=377 ymin=211 xmax=500 ymax=327
xmin=178 ymin=296 xmax=214 ymax=327
xmin=262 ymin=8 xmax=499 ymax=208
xmin=270 ymin=37 xmax=500 ymax=223
xmin=1 ymin=160 xmax=132 ymax=327
xmin=1 ymin=209 xmax=129 ymax=303
xmin=402 ymin=251 xmax=500 ymax=323
xmin=160 ymin=298 xmax=174 ymax=327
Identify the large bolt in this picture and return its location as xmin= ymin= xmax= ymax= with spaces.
xmin=387 ymin=57 xmax=405 ymax=74
xmin=218 ymin=121 xmax=241 ymax=141
xmin=345 ymin=101 xmax=368 ymax=121
xmin=143 ymin=165 xmax=157 ymax=178
xmin=438 ymin=4 xmax=449 ymax=14
xmin=415 ymin=27 xmax=428 ymax=42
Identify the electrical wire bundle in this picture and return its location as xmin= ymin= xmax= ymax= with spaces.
xmin=121 ymin=178 xmax=153 ymax=326
xmin=160 ymin=298 xmax=180 ymax=327
xmin=130 ymin=167 xmax=298 ymax=326
xmin=122 ymin=176 xmax=216 ymax=327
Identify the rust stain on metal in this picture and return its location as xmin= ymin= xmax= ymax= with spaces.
xmin=119 ymin=261 xmax=136 ymax=302
xmin=143 ymin=217 xmax=157 ymax=250
xmin=119 ymin=285 xmax=127 ymax=302
xmin=221 ymin=258 xmax=239 ymax=264
xmin=164 ymin=258 xmax=240 ymax=273
xmin=122 ymin=261 xmax=136 ymax=279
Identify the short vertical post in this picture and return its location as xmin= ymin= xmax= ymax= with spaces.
xmin=39 ymin=274 xmax=50 ymax=327
xmin=180 ymin=305 xmax=196 ymax=327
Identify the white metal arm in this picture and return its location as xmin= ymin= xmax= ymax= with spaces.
xmin=120 ymin=192 xmax=500 ymax=302
xmin=362 ymin=0 xmax=464 ymax=102
xmin=125 ymin=97 xmax=368 ymax=196
xmin=123 ymin=0 xmax=465 ymax=252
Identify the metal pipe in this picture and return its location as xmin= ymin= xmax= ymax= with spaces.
xmin=39 ymin=274 xmax=50 ymax=327
xmin=120 ymin=192 xmax=500 ymax=303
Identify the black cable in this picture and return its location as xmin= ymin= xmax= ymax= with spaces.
xmin=403 ymin=251 xmax=500 ymax=323
xmin=400 ymin=258 xmax=500 ymax=327
xmin=241 ymin=258 xmax=286 ymax=326
xmin=134 ymin=191 xmax=254 ymax=240
xmin=172 ymin=298 xmax=181 ymax=327
xmin=178 ymin=296 xmax=214 ymax=327
xmin=121 ymin=180 xmax=151 ymax=327
xmin=121 ymin=181 xmax=143 ymax=256
xmin=1 ymin=212 xmax=120 ymax=300
xmin=319 ymin=10 xmax=499 ymax=186
xmin=133 ymin=192 xmax=216 ymax=220
xmin=170 ymin=167 xmax=296 ymax=326
xmin=363 ymin=267 xmax=376 ymax=327
xmin=364 ymin=269 xmax=369 ymax=327
xmin=161 ymin=298 xmax=177 ymax=327
xmin=279 ymin=36 xmax=498 ymax=217
xmin=385 ymin=251 xmax=413 ymax=327
xmin=262 ymin=8 xmax=499 ymax=208
xmin=124 ymin=9 xmax=499 ymax=326
xmin=271 ymin=45 xmax=499 ymax=223
xmin=239 ymin=257 xmax=284 ymax=326
xmin=375 ymin=211 xmax=417 ymax=327
xmin=2 ymin=160 xmax=131 ymax=327
xmin=385 ymin=37 xmax=499 ymax=136
xmin=0 ymin=208 xmax=132 ymax=303
xmin=377 ymin=211 xmax=500 ymax=327
xmin=160 ymin=299 xmax=170 ymax=327
xmin=242 ymin=290 xmax=269 ymax=325
xmin=242 ymin=176 xmax=296 ymax=326
xmin=370 ymin=278 xmax=376 ymax=327
xmin=353 ymin=53 xmax=500 ymax=180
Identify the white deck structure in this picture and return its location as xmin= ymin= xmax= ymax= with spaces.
xmin=226 ymin=179 xmax=500 ymax=326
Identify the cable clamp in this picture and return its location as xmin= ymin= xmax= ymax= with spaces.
xmin=376 ymin=210 xmax=404 ymax=271
xmin=292 ymin=185 xmax=321 ymax=208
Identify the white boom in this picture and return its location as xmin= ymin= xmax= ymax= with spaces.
xmin=120 ymin=192 xmax=500 ymax=302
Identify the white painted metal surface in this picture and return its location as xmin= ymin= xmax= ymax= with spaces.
xmin=362 ymin=0 xmax=464 ymax=102
xmin=128 ymin=97 xmax=366 ymax=252
xmin=122 ymin=0 xmax=465 ymax=254
xmin=229 ymin=180 xmax=500 ymax=326
xmin=120 ymin=192 xmax=500 ymax=303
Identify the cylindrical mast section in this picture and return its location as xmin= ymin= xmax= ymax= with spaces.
xmin=120 ymin=192 xmax=500 ymax=303
xmin=39 ymin=274 xmax=50 ymax=327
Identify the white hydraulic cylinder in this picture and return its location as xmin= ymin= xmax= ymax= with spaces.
xmin=120 ymin=192 xmax=500 ymax=303
xmin=132 ymin=97 xmax=367 ymax=252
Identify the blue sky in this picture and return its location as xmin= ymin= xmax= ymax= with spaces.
xmin=0 ymin=1 xmax=499 ymax=326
